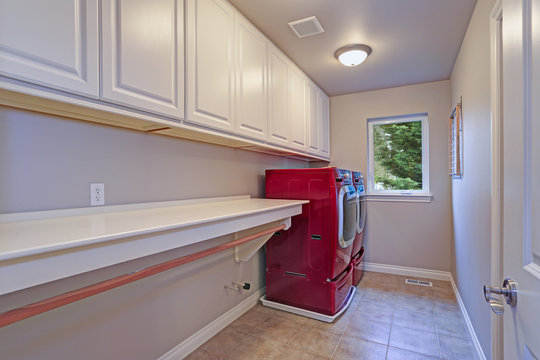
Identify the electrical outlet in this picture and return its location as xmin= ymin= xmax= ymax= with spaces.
xmin=90 ymin=183 xmax=105 ymax=206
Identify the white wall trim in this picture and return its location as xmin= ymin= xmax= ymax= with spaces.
xmin=449 ymin=276 xmax=488 ymax=360
xmin=365 ymin=262 xmax=486 ymax=360
xmin=364 ymin=262 xmax=451 ymax=281
xmin=158 ymin=288 xmax=264 ymax=360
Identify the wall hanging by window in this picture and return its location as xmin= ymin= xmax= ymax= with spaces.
xmin=449 ymin=99 xmax=463 ymax=178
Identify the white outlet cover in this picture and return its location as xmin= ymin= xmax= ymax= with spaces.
xmin=90 ymin=183 xmax=105 ymax=206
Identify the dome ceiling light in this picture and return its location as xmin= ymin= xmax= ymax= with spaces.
xmin=334 ymin=44 xmax=372 ymax=67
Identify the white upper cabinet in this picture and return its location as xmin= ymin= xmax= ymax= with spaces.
xmin=288 ymin=66 xmax=307 ymax=151
xmin=267 ymin=45 xmax=290 ymax=147
xmin=101 ymin=0 xmax=184 ymax=119
xmin=235 ymin=16 xmax=267 ymax=140
xmin=186 ymin=0 xmax=235 ymax=132
xmin=0 ymin=0 xmax=99 ymax=97
xmin=307 ymin=81 xmax=320 ymax=155
xmin=319 ymin=90 xmax=330 ymax=159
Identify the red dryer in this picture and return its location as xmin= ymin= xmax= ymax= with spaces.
xmin=351 ymin=171 xmax=367 ymax=286
xmin=265 ymin=167 xmax=357 ymax=316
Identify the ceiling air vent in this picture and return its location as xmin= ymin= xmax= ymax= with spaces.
xmin=288 ymin=16 xmax=324 ymax=38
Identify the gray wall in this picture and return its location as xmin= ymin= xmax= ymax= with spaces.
xmin=329 ymin=80 xmax=453 ymax=271
xmin=0 ymin=106 xmax=306 ymax=359
xmin=450 ymin=0 xmax=497 ymax=357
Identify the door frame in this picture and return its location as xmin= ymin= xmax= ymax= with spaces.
xmin=489 ymin=1 xmax=504 ymax=359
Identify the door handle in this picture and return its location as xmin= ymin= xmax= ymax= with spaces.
xmin=483 ymin=278 xmax=517 ymax=315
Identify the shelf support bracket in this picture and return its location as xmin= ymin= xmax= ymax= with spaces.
xmin=234 ymin=218 xmax=291 ymax=263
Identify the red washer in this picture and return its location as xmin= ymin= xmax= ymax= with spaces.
xmin=351 ymin=171 xmax=366 ymax=259
xmin=265 ymin=167 xmax=356 ymax=315
xmin=352 ymin=247 xmax=365 ymax=286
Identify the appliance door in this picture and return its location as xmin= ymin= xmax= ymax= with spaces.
xmin=357 ymin=195 xmax=366 ymax=234
xmin=338 ymin=185 xmax=357 ymax=248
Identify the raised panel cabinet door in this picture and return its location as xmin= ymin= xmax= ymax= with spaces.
xmin=186 ymin=0 xmax=235 ymax=132
xmin=235 ymin=17 xmax=267 ymax=140
xmin=288 ymin=66 xmax=307 ymax=151
xmin=320 ymin=91 xmax=330 ymax=159
xmin=0 ymin=0 xmax=98 ymax=97
xmin=267 ymin=45 xmax=289 ymax=147
xmin=102 ymin=0 xmax=184 ymax=119
xmin=307 ymin=81 xmax=320 ymax=155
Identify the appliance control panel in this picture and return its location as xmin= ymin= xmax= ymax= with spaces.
xmin=335 ymin=169 xmax=353 ymax=184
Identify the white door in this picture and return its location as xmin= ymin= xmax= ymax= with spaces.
xmin=288 ymin=66 xmax=307 ymax=151
xmin=186 ymin=0 xmax=235 ymax=132
xmin=498 ymin=0 xmax=540 ymax=358
xmin=307 ymin=81 xmax=320 ymax=155
xmin=101 ymin=0 xmax=184 ymax=119
xmin=235 ymin=16 xmax=267 ymax=140
xmin=267 ymin=44 xmax=290 ymax=147
xmin=0 ymin=0 xmax=98 ymax=97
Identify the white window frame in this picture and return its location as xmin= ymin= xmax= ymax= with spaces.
xmin=366 ymin=113 xmax=431 ymax=202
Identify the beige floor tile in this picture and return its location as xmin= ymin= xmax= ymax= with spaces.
xmin=222 ymin=335 xmax=284 ymax=360
xmin=392 ymin=308 xmax=437 ymax=333
xmin=395 ymin=294 xmax=434 ymax=313
xmin=184 ymin=349 xmax=220 ymax=360
xmin=352 ymin=299 xmax=394 ymax=324
xmin=273 ymin=345 xmax=331 ymax=360
xmin=389 ymin=325 xmax=440 ymax=358
xmin=386 ymin=346 xmax=439 ymax=360
xmin=439 ymin=334 xmax=477 ymax=360
xmin=432 ymin=287 xmax=457 ymax=302
xmin=253 ymin=303 xmax=276 ymax=314
xmin=433 ymin=301 xmax=461 ymax=315
xmin=252 ymin=315 xmax=303 ymax=344
xmin=228 ymin=306 xmax=272 ymax=334
xmin=266 ymin=307 xmax=309 ymax=325
xmin=287 ymin=326 xmax=341 ymax=358
xmin=362 ymin=288 xmax=398 ymax=302
xmin=436 ymin=313 xmax=469 ymax=339
xmin=305 ymin=311 xmax=353 ymax=334
xmin=397 ymin=283 xmax=434 ymax=298
xmin=333 ymin=336 xmax=388 ymax=360
xmin=431 ymin=279 xmax=453 ymax=290
xmin=200 ymin=327 xmax=247 ymax=357
xmin=344 ymin=318 xmax=391 ymax=345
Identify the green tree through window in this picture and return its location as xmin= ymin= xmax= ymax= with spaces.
xmin=372 ymin=121 xmax=423 ymax=190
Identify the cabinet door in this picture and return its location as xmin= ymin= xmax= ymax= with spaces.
xmin=235 ymin=17 xmax=267 ymax=140
xmin=267 ymin=45 xmax=290 ymax=147
xmin=307 ymin=81 xmax=320 ymax=155
xmin=319 ymin=90 xmax=331 ymax=159
xmin=0 ymin=0 xmax=98 ymax=97
xmin=288 ymin=66 xmax=307 ymax=151
xmin=102 ymin=0 xmax=184 ymax=119
xmin=187 ymin=0 xmax=235 ymax=132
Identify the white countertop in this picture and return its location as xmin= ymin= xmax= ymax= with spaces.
xmin=0 ymin=195 xmax=307 ymax=295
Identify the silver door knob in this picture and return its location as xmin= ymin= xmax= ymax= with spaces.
xmin=483 ymin=278 xmax=517 ymax=315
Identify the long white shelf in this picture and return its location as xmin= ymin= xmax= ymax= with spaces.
xmin=0 ymin=195 xmax=307 ymax=295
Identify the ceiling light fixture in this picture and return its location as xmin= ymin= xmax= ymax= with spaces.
xmin=334 ymin=44 xmax=372 ymax=67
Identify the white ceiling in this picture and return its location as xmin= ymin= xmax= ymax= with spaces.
xmin=228 ymin=0 xmax=477 ymax=96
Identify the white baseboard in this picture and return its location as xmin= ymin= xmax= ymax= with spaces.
xmin=364 ymin=262 xmax=452 ymax=281
xmin=365 ymin=262 xmax=486 ymax=360
xmin=449 ymin=276 xmax=487 ymax=360
xmin=158 ymin=288 xmax=264 ymax=360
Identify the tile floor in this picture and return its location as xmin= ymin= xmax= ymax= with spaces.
xmin=186 ymin=272 xmax=478 ymax=360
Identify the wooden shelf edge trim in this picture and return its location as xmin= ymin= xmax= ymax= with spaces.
xmin=0 ymin=224 xmax=286 ymax=328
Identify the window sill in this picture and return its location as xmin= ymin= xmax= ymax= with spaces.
xmin=365 ymin=194 xmax=433 ymax=203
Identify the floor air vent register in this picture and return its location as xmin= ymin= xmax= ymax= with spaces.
xmin=405 ymin=279 xmax=433 ymax=287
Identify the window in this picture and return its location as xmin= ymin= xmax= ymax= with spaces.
xmin=367 ymin=113 xmax=430 ymax=199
